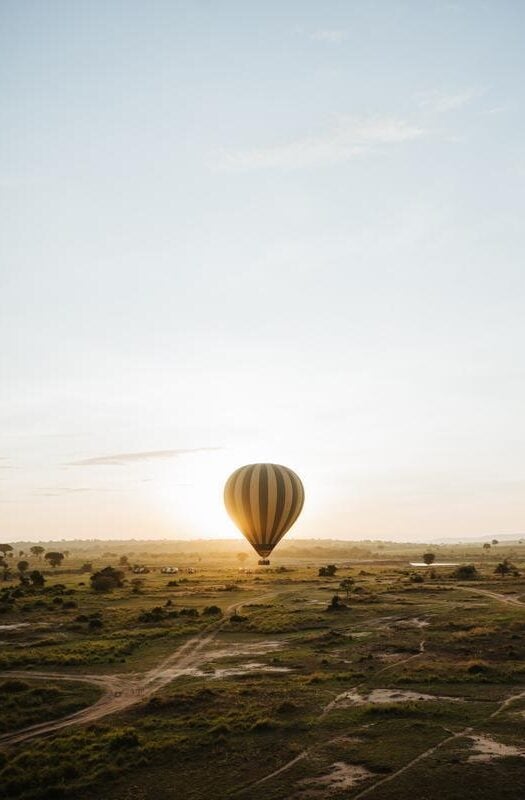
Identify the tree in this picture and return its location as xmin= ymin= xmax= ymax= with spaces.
xmin=29 ymin=570 xmax=45 ymax=588
xmin=119 ymin=555 xmax=129 ymax=567
xmin=422 ymin=552 xmax=435 ymax=566
xmin=90 ymin=566 xmax=124 ymax=593
xmin=30 ymin=546 xmax=45 ymax=560
xmin=319 ymin=564 xmax=337 ymax=577
xmin=17 ymin=560 xmax=29 ymax=575
xmin=494 ymin=559 xmax=512 ymax=579
xmin=483 ymin=543 xmax=491 ymax=552
xmin=0 ymin=557 xmax=10 ymax=581
xmin=339 ymin=578 xmax=355 ymax=600
xmin=452 ymin=564 xmax=479 ymax=580
xmin=0 ymin=544 xmax=13 ymax=557
xmin=45 ymin=552 xmax=64 ymax=569
xmin=492 ymin=539 xmax=499 ymax=546
xmin=236 ymin=552 xmax=248 ymax=566
xmin=130 ymin=578 xmax=143 ymax=594
xmin=328 ymin=594 xmax=342 ymax=610
xmin=80 ymin=562 xmax=93 ymax=573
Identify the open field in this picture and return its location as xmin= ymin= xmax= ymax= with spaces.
xmin=1 ymin=540 xmax=525 ymax=799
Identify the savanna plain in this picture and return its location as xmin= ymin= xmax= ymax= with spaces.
xmin=1 ymin=539 xmax=525 ymax=799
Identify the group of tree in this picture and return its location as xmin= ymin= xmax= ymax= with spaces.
xmin=90 ymin=566 xmax=125 ymax=592
xmin=318 ymin=564 xmax=337 ymax=577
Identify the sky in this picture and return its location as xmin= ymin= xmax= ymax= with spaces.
xmin=1 ymin=0 xmax=525 ymax=542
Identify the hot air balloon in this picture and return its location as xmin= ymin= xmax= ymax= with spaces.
xmin=224 ymin=463 xmax=304 ymax=565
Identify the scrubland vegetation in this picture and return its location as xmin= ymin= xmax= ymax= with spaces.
xmin=1 ymin=538 xmax=525 ymax=798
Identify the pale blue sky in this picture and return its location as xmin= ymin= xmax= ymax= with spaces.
xmin=1 ymin=1 xmax=524 ymax=541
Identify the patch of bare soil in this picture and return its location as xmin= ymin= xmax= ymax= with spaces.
xmin=393 ymin=617 xmax=430 ymax=629
xmin=330 ymin=688 xmax=462 ymax=708
xmin=376 ymin=652 xmax=407 ymax=663
xmin=292 ymin=762 xmax=374 ymax=798
xmin=174 ymin=662 xmax=291 ymax=679
xmin=467 ymin=735 xmax=525 ymax=762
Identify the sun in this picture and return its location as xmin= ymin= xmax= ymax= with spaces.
xmin=146 ymin=451 xmax=243 ymax=539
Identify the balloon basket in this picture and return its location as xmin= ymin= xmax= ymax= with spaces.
xmin=258 ymin=559 xmax=270 ymax=566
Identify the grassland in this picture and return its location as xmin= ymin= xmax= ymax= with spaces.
xmin=1 ymin=539 xmax=524 ymax=799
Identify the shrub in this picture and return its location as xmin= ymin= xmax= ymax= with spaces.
xmin=107 ymin=729 xmax=140 ymax=750
xmin=202 ymin=605 xmax=222 ymax=616
xmin=179 ymin=607 xmax=199 ymax=617
xmin=318 ymin=564 xmax=337 ymax=577
xmin=90 ymin=566 xmax=124 ymax=592
xmin=452 ymin=565 xmax=479 ymax=580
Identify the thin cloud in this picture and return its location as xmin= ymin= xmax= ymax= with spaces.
xmin=216 ymin=115 xmax=424 ymax=171
xmin=310 ymin=29 xmax=348 ymax=43
xmin=68 ymin=447 xmax=223 ymax=466
xmin=415 ymin=88 xmax=483 ymax=113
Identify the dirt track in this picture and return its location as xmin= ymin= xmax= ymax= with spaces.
xmin=0 ymin=590 xmax=283 ymax=748
xmin=234 ymin=588 xmax=525 ymax=797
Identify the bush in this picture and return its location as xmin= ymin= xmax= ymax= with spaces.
xmin=107 ymin=729 xmax=140 ymax=751
xmin=452 ymin=565 xmax=479 ymax=580
xmin=90 ymin=566 xmax=124 ymax=592
xmin=318 ymin=564 xmax=337 ymax=577
xmin=139 ymin=606 xmax=165 ymax=623
xmin=229 ymin=613 xmax=247 ymax=623
xmin=202 ymin=605 xmax=222 ymax=616
xmin=179 ymin=607 xmax=199 ymax=617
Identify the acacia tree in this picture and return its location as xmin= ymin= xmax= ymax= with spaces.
xmin=339 ymin=578 xmax=355 ymax=600
xmin=423 ymin=552 xmax=436 ymax=566
xmin=0 ymin=544 xmax=13 ymax=557
xmin=17 ymin=560 xmax=29 ymax=575
xmin=494 ymin=559 xmax=512 ymax=579
xmin=30 ymin=546 xmax=45 ymax=560
xmin=45 ymin=551 xmax=64 ymax=569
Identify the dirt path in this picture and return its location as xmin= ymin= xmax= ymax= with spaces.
xmin=235 ymin=592 xmax=522 ymax=798
xmin=0 ymin=589 xmax=287 ymax=748
xmin=456 ymin=585 xmax=525 ymax=607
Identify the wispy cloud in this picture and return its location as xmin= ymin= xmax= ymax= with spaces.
xmin=68 ymin=447 xmax=222 ymax=466
xmin=415 ymin=88 xmax=483 ymax=113
xmin=310 ymin=29 xmax=348 ymax=43
xmin=216 ymin=115 xmax=424 ymax=171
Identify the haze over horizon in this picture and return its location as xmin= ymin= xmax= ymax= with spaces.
xmin=2 ymin=1 xmax=525 ymax=543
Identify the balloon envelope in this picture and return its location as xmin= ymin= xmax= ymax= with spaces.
xmin=224 ymin=463 xmax=304 ymax=560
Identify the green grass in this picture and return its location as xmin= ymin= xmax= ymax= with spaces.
xmin=1 ymin=544 xmax=525 ymax=799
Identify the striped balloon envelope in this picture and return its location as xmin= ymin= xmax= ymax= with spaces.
xmin=224 ymin=463 xmax=305 ymax=564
